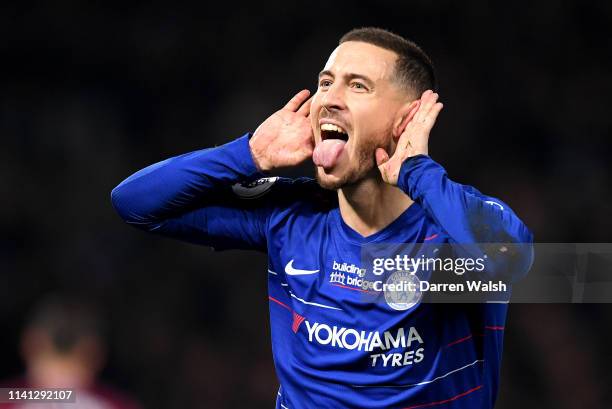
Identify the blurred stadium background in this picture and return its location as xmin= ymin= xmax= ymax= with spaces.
xmin=1 ymin=1 xmax=610 ymax=408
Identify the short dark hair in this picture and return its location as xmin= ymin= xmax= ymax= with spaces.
xmin=26 ymin=295 xmax=105 ymax=353
xmin=340 ymin=27 xmax=436 ymax=97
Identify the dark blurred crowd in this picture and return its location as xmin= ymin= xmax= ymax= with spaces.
xmin=1 ymin=1 xmax=610 ymax=408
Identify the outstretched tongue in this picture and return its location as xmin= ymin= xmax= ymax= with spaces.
xmin=313 ymin=139 xmax=346 ymax=170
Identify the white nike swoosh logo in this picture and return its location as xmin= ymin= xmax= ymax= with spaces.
xmin=285 ymin=259 xmax=319 ymax=276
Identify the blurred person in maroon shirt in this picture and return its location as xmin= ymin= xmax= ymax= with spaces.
xmin=1 ymin=296 xmax=141 ymax=409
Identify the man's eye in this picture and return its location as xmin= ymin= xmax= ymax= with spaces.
xmin=351 ymin=82 xmax=367 ymax=90
xmin=319 ymin=79 xmax=332 ymax=88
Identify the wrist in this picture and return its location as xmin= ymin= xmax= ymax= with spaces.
xmin=248 ymin=136 xmax=270 ymax=173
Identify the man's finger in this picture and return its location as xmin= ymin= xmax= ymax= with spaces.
xmin=297 ymin=96 xmax=313 ymax=116
xmin=424 ymin=102 xmax=443 ymax=126
xmin=414 ymin=90 xmax=437 ymax=122
xmin=284 ymin=89 xmax=311 ymax=111
xmin=375 ymin=148 xmax=390 ymax=167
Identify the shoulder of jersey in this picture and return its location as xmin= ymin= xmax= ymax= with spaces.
xmin=460 ymin=183 xmax=508 ymax=211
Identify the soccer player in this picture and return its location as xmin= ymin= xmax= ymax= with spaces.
xmin=111 ymin=28 xmax=533 ymax=408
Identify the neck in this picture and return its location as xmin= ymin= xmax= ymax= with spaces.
xmin=337 ymin=172 xmax=414 ymax=237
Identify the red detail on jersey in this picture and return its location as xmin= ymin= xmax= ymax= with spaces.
xmin=402 ymin=384 xmax=483 ymax=409
xmin=424 ymin=233 xmax=439 ymax=241
xmin=269 ymin=296 xmax=291 ymax=311
xmin=292 ymin=312 xmax=306 ymax=333
xmin=267 ymin=296 xmax=307 ymax=334
xmin=446 ymin=326 xmax=504 ymax=347
xmin=331 ymin=283 xmax=375 ymax=293
xmin=445 ymin=334 xmax=473 ymax=348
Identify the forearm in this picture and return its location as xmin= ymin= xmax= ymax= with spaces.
xmin=111 ymin=133 xmax=262 ymax=229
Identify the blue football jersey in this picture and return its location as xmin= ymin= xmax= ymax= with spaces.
xmin=111 ymin=134 xmax=533 ymax=408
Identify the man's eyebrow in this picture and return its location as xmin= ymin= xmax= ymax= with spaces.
xmin=346 ymin=73 xmax=375 ymax=87
xmin=318 ymin=70 xmax=375 ymax=86
xmin=318 ymin=70 xmax=334 ymax=79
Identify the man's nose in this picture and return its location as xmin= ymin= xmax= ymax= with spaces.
xmin=321 ymin=83 xmax=347 ymax=111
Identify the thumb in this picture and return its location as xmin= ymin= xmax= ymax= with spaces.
xmin=375 ymin=148 xmax=390 ymax=167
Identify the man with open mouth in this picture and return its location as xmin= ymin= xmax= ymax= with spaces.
xmin=112 ymin=27 xmax=533 ymax=409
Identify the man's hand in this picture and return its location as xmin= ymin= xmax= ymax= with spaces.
xmin=376 ymin=90 xmax=443 ymax=185
xmin=250 ymin=89 xmax=314 ymax=172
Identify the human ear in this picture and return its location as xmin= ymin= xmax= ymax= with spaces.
xmin=392 ymin=99 xmax=420 ymax=141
